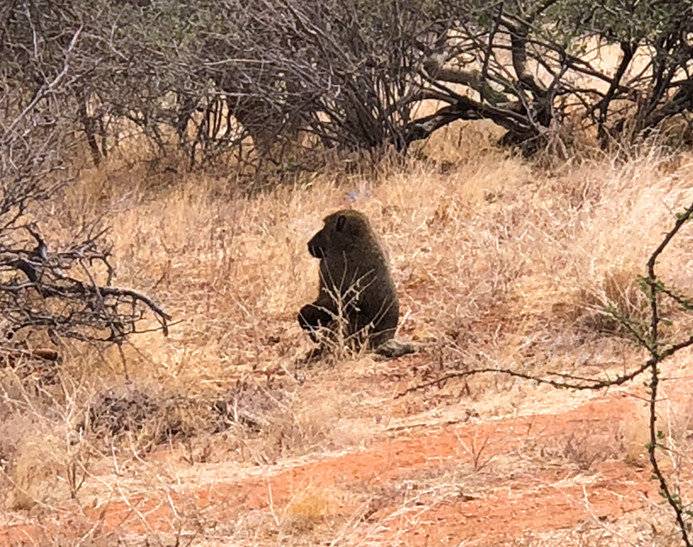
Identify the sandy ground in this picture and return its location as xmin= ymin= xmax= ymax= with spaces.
xmin=2 ymin=351 xmax=690 ymax=545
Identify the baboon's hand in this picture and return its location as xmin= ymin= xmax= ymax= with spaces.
xmin=298 ymin=303 xmax=333 ymax=342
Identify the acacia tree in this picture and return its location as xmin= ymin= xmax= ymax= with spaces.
xmin=0 ymin=4 xmax=169 ymax=366
xmin=9 ymin=0 xmax=686 ymax=167
xmin=2 ymin=1 xmax=691 ymax=169
xmin=369 ymin=0 xmax=691 ymax=153
xmin=178 ymin=0 xmax=693 ymax=158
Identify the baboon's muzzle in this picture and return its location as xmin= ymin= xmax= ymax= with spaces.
xmin=307 ymin=235 xmax=324 ymax=258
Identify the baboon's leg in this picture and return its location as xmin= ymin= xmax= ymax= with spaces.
xmin=297 ymin=302 xmax=334 ymax=342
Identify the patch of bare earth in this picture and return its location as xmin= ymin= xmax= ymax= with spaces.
xmin=1 ymin=359 xmax=690 ymax=545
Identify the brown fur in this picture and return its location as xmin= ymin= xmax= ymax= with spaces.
xmin=297 ymin=209 xmax=400 ymax=352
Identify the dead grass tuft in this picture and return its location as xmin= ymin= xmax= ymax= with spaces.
xmin=283 ymin=486 xmax=344 ymax=533
xmin=243 ymin=385 xmax=350 ymax=465
xmin=4 ymin=429 xmax=66 ymax=510
xmin=578 ymin=265 xmax=650 ymax=335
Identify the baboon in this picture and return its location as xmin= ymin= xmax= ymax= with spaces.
xmin=298 ymin=209 xmax=414 ymax=358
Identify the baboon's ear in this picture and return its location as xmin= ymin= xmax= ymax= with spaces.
xmin=335 ymin=214 xmax=347 ymax=232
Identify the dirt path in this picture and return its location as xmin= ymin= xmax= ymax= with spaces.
xmin=4 ymin=383 xmax=686 ymax=545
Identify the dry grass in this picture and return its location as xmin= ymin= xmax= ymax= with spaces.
xmin=282 ymin=485 xmax=347 ymax=533
xmin=0 ymin=119 xmax=691 ymax=543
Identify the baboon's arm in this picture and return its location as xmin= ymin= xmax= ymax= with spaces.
xmin=298 ymin=298 xmax=335 ymax=342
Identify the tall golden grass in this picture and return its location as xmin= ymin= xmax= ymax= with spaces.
xmin=1 ymin=119 xmax=691 ymax=543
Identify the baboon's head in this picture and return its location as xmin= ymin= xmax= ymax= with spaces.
xmin=307 ymin=209 xmax=372 ymax=259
